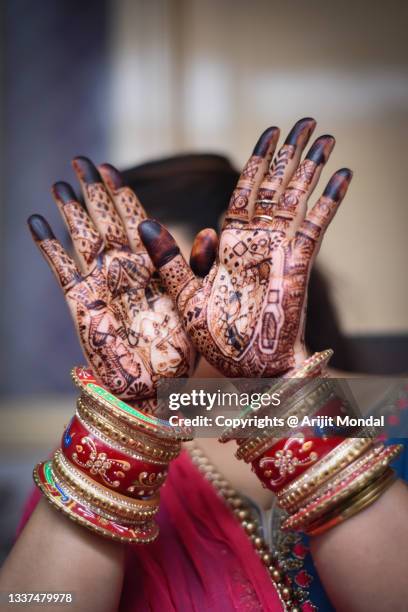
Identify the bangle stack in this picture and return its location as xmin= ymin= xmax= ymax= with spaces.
xmin=221 ymin=350 xmax=402 ymax=536
xmin=282 ymin=444 xmax=400 ymax=535
xmin=33 ymin=366 xmax=192 ymax=543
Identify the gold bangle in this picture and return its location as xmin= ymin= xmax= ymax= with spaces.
xmin=79 ymin=394 xmax=181 ymax=451
xmin=306 ymin=468 xmax=396 ymax=536
xmin=34 ymin=462 xmax=159 ymax=544
xmin=53 ymin=450 xmax=159 ymax=517
xmin=309 ymin=468 xmax=395 ymax=535
xmin=51 ymin=467 xmax=143 ymax=526
xmin=77 ymin=397 xmax=181 ymax=462
xmin=290 ymin=349 xmax=333 ymax=378
xmin=304 ymin=444 xmax=392 ymax=508
xmin=283 ymin=444 xmax=402 ymax=531
xmin=220 ymin=351 xmax=334 ymax=446
xmin=75 ymin=402 xmax=170 ymax=466
xmin=278 ymin=439 xmax=378 ymax=511
xmin=71 ymin=368 xmax=191 ymax=442
xmin=53 ymin=450 xmax=159 ymax=522
xmin=308 ymin=468 xmax=393 ymax=531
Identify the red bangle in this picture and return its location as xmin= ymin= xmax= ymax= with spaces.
xmin=34 ymin=365 xmax=193 ymax=543
xmin=61 ymin=414 xmax=169 ymax=497
xmin=251 ymin=433 xmax=345 ymax=493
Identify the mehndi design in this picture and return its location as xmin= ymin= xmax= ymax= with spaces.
xmin=28 ymin=158 xmax=195 ymax=406
xmin=139 ymin=118 xmax=352 ymax=378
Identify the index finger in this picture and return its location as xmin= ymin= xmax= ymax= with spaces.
xmin=222 ymin=126 xmax=280 ymax=229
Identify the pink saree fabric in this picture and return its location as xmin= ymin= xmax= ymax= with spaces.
xmin=18 ymin=451 xmax=284 ymax=611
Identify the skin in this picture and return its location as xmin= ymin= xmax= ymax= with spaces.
xmin=0 ymin=499 xmax=125 ymax=612
xmin=139 ymin=119 xmax=349 ymax=377
xmin=1 ymin=119 xmax=408 ymax=611
xmin=27 ymin=159 xmax=195 ymax=410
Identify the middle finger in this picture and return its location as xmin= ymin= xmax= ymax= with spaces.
xmin=72 ymin=156 xmax=129 ymax=251
xmin=252 ymin=117 xmax=316 ymax=223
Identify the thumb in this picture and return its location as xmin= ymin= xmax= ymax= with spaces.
xmin=190 ymin=228 xmax=218 ymax=277
xmin=138 ymin=219 xmax=200 ymax=308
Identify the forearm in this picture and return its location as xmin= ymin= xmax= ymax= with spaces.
xmin=310 ymin=479 xmax=408 ymax=612
xmin=0 ymin=499 xmax=125 ymax=612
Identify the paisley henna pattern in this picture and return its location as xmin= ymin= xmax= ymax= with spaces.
xmin=28 ymin=159 xmax=195 ymax=406
xmin=140 ymin=120 xmax=352 ymax=378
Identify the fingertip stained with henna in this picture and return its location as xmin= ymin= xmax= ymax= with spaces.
xmin=139 ymin=220 xmax=180 ymax=268
xmin=306 ymin=136 xmax=335 ymax=165
xmin=27 ymin=214 xmax=56 ymax=241
xmin=323 ymin=168 xmax=353 ymax=201
xmin=99 ymin=163 xmax=124 ymax=191
xmin=72 ymin=156 xmax=102 ymax=184
xmin=284 ymin=117 xmax=316 ymax=146
xmin=252 ymin=126 xmax=280 ymax=157
xmin=52 ymin=182 xmax=77 ymax=205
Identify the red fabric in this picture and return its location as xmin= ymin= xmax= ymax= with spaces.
xmin=18 ymin=451 xmax=283 ymax=612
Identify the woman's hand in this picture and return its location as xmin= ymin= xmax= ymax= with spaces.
xmin=28 ymin=158 xmax=195 ymax=404
xmin=139 ymin=118 xmax=352 ymax=377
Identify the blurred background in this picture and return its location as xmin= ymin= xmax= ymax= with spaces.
xmin=0 ymin=0 xmax=407 ymax=561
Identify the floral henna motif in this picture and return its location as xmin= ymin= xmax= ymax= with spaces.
xmin=29 ymin=158 xmax=195 ymax=408
xmin=140 ymin=120 xmax=352 ymax=379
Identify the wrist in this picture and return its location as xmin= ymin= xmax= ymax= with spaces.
xmin=33 ymin=366 xmax=192 ymax=543
xmin=220 ymin=349 xmax=403 ymax=535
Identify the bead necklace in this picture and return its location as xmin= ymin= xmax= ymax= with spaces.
xmin=188 ymin=443 xmax=305 ymax=612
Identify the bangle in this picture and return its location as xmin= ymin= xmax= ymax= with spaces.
xmin=305 ymin=468 xmax=396 ymax=536
xmin=235 ymin=375 xmax=366 ymax=465
xmin=77 ymin=397 xmax=180 ymax=462
xmin=251 ymin=433 xmax=346 ymax=493
xmin=277 ymin=438 xmax=377 ymax=511
xmin=227 ymin=352 xmax=377 ymax=498
xmin=53 ymin=450 xmax=160 ymax=521
xmin=34 ymin=461 xmax=159 ymax=543
xmin=61 ymin=412 xmax=169 ymax=496
xmin=219 ymin=350 xmax=334 ymax=444
xmin=282 ymin=444 xmax=402 ymax=532
xmin=234 ymin=377 xmax=338 ymax=462
xmin=71 ymin=367 xmax=191 ymax=441
xmin=33 ymin=366 xmax=192 ymax=543
xmin=296 ymin=443 xmax=387 ymax=509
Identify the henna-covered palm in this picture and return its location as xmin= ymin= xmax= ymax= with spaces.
xmin=139 ymin=118 xmax=352 ymax=377
xmin=28 ymin=158 xmax=195 ymax=405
